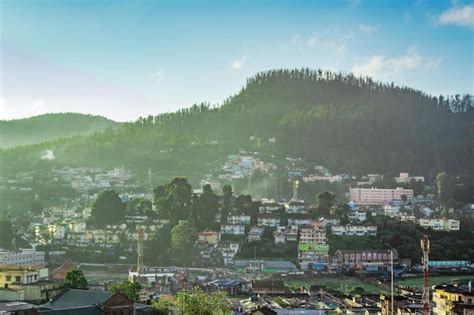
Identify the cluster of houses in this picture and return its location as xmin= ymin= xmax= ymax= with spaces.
xmin=0 ymin=166 xmax=139 ymax=196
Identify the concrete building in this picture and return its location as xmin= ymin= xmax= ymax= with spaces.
xmin=331 ymin=249 xmax=398 ymax=271
xmin=350 ymin=187 xmax=414 ymax=205
xmin=299 ymin=227 xmax=326 ymax=244
xmin=0 ymin=249 xmax=45 ymax=266
xmin=331 ymin=225 xmax=377 ymax=236
xmin=228 ymin=214 xmax=251 ymax=225
xmin=248 ymin=227 xmax=265 ymax=242
xmin=394 ymin=172 xmax=425 ymax=184
xmin=432 ymin=285 xmax=474 ymax=315
xmin=257 ymin=216 xmax=280 ymax=228
xmin=220 ymin=224 xmax=245 ymax=235
xmin=418 ymin=218 xmax=460 ymax=231
xmin=197 ymin=231 xmax=221 ymax=245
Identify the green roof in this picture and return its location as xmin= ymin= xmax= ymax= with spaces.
xmin=41 ymin=289 xmax=113 ymax=311
xmin=298 ymin=243 xmax=329 ymax=253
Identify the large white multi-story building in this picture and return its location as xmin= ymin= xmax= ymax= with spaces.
xmin=418 ymin=218 xmax=460 ymax=231
xmin=299 ymin=227 xmax=326 ymax=244
xmin=0 ymin=249 xmax=45 ymax=266
xmin=331 ymin=225 xmax=377 ymax=236
xmin=349 ymin=187 xmax=414 ymax=205
xmin=257 ymin=216 xmax=280 ymax=227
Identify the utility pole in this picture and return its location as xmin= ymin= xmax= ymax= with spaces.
xmin=390 ymin=249 xmax=394 ymax=315
xmin=421 ymin=234 xmax=430 ymax=315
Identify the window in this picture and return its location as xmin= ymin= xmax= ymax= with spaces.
xmin=15 ymin=276 xmax=21 ymax=282
xmin=6 ymin=276 xmax=11 ymax=282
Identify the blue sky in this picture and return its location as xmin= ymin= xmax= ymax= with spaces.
xmin=1 ymin=0 xmax=473 ymax=121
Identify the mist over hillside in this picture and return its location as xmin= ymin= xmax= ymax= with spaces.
xmin=0 ymin=69 xmax=472 ymax=181
xmin=0 ymin=113 xmax=119 ymax=148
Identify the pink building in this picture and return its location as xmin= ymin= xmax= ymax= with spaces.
xmin=349 ymin=187 xmax=413 ymax=205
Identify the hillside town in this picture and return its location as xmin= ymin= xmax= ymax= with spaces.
xmin=1 ymin=156 xmax=472 ymax=314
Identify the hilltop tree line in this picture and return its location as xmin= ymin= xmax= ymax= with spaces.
xmin=1 ymin=68 xmax=472 ymax=184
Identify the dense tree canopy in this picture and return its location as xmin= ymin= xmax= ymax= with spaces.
xmin=90 ymin=190 xmax=126 ymax=227
xmin=1 ymin=69 xmax=472 ymax=185
xmin=64 ymin=268 xmax=88 ymax=289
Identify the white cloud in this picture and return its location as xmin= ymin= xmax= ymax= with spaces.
xmin=231 ymin=57 xmax=246 ymax=70
xmin=439 ymin=4 xmax=474 ymax=27
xmin=150 ymin=69 xmax=164 ymax=83
xmin=359 ymin=24 xmax=377 ymax=33
xmin=351 ymin=49 xmax=440 ymax=78
xmin=306 ymin=37 xmax=317 ymax=47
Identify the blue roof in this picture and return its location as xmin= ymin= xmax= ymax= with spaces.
xmin=208 ymin=279 xmax=241 ymax=287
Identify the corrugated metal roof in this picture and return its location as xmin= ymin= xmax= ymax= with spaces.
xmin=41 ymin=289 xmax=112 ymax=310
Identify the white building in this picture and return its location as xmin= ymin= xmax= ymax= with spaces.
xmin=331 ymin=225 xmax=377 ymax=236
xmin=257 ymin=216 xmax=280 ymax=227
xmin=273 ymin=226 xmax=286 ymax=244
xmin=350 ymin=187 xmax=414 ymax=205
xmin=248 ymin=226 xmax=265 ymax=242
xmin=394 ymin=172 xmax=425 ymax=184
xmin=418 ymin=218 xmax=460 ymax=231
xmin=285 ymin=200 xmax=306 ymax=214
xmin=228 ymin=214 xmax=251 ymax=225
xmin=299 ymin=227 xmax=326 ymax=245
xmin=220 ymin=224 xmax=245 ymax=235
xmin=348 ymin=211 xmax=367 ymax=222
xmin=384 ymin=205 xmax=400 ymax=217
xmin=259 ymin=199 xmax=282 ymax=213
xmin=0 ymin=249 xmax=45 ymax=266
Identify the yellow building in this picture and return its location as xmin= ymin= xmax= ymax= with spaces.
xmin=0 ymin=265 xmax=47 ymax=288
xmin=433 ymin=285 xmax=474 ymax=315
xmin=197 ymin=231 xmax=220 ymax=245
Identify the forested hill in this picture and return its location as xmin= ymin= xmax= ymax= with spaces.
xmin=0 ymin=113 xmax=119 ymax=148
xmin=1 ymin=69 xmax=473 ymax=180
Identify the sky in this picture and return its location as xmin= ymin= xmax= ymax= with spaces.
xmin=0 ymin=0 xmax=473 ymax=122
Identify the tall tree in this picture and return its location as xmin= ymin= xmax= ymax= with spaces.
xmin=170 ymin=221 xmax=197 ymax=265
xmin=315 ymin=191 xmax=336 ymax=213
xmin=90 ymin=190 xmax=126 ymax=227
xmin=0 ymin=221 xmax=14 ymax=249
xmin=154 ymin=177 xmax=192 ymax=221
xmin=110 ymin=280 xmax=142 ymax=302
xmin=64 ymin=268 xmax=88 ymax=289
xmin=195 ymin=184 xmax=219 ymax=230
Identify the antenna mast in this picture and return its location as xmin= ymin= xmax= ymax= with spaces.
xmin=421 ymin=234 xmax=430 ymax=315
xmin=137 ymin=227 xmax=145 ymax=276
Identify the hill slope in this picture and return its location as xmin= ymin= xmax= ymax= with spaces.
xmin=0 ymin=69 xmax=472 ymax=181
xmin=0 ymin=113 xmax=119 ymax=148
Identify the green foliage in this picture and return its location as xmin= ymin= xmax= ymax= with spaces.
xmin=110 ymin=280 xmax=142 ymax=302
xmin=145 ymin=224 xmax=173 ymax=266
xmin=371 ymin=216 xmax=474 ymax=261
xmin=170 ymin=221 xmax=197 ymax=265
xmin=315 ymin=191 xmax=336 ymax=213
xmin=0 ymin=113 xmax=118 ymax=148
xmin=90 ymin=190 xmax=126 ymax=227
xmin=64 ymin=268 xmax=88 ymax=289
xmin=154 ymin=177 xmax=192 ymax=221
xmin=176 ymin=288 xmax=229 ymax=315
xmin=0 ymin=221 xmax=14 ymax=249
xmin=1 ymin=69 xmax=472 ymax=185
xmin=152 ymin=299 xmax=173 ymax=315
xmin=127 ymin=197 xmax=153 ymax=215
